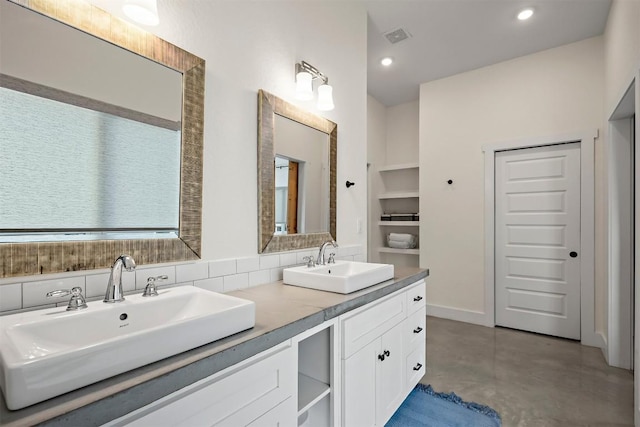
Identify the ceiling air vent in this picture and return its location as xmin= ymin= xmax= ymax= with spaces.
xmin=383 ymin=28 xmax=411 ymax=44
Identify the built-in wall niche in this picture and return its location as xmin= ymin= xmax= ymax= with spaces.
xmin=295 ymin=321 xmax=337 ymax=426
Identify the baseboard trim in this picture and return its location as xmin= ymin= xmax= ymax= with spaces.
xmin=596 ymin=331 xmax=609 ymax=364
xmin=426 ymin=304 xmax=492 ymax=327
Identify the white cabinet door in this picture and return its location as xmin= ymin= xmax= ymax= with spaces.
xmin=110 ymin=342 xmax=295 ymax=427
xmin=247 ymin=397 xmax=296 ymax=427
xmin=343 ymin=340 xmax=376 ymax=427
xmin=375 ymin=322 xmax=405 ymax=426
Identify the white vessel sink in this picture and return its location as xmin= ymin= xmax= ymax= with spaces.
xmin=0 ymin=286 xmax=255 ymax=410
xmin=283 ymin=260 xmax=394 ymax=294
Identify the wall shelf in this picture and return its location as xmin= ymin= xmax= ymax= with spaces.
xmin=378 ymin=221 xmax=419 ymax=227
xmin=378 ymin=192 xmax=419 ymax=200
xmin=378 ymin=163 xmax=419 ymax=172
xmin=298 ymin=373 xmax=331 ymax=415
xmin=378 ymin=247 xmax=420 ymax=255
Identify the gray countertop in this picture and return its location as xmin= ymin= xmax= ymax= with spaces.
xmin=0 ymin=267 xmax=428 ymax=427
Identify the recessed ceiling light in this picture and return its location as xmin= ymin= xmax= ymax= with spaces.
xmin=381 ymin=57 xmax=393 ymax=66
xmin=517 ymin=8 xmax=534 ymax=21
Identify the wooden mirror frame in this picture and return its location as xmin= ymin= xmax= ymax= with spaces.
xmin=0 ymin=0 xmax=205 ymax=278
xmin=258 ymin=90 xmax=337 ymax=253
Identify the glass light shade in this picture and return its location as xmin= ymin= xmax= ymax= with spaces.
xmin=517 ymin=8 xmax=534 ymax=20
xmin=317 ymin=84 xmax=334 ymax=111
xmin=295 ymin=71 xmax=314 ymax=101
xmin=123 ymin=0 xmax=159 ymax=26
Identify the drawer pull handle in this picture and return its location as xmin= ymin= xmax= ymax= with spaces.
xmin=413 ymin=296 xmax=423 ymax=302
xmin=413 ymin=327 xmax=423 ymax=334
xmin=413 ymin=363 xmax=423 ymax=371
xmin=378 ymin=349 xmax=391 ymax=361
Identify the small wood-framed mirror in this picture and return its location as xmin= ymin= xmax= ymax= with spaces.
xmin=258 ymin=90 xmax=337 ymax=253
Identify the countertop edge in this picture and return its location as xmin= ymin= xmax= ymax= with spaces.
xmin=1 ymin=268 xmax=428 ymax=427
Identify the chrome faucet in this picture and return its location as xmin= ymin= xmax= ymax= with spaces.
xmin=104 ymin=254 xmax=136 ymax=303
xmin=317 ymin=240 xmax=338 ymax=265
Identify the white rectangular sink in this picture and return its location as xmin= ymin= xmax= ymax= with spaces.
xmin=0 ymin=286 xmax=255 ymax=410
xmin=283 ymin=260 xmax=394 ymax=294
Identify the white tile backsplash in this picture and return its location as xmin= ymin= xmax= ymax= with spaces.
xmin=279 ymin=252 xmax=297 ymax=267
xmin=23 ymin=276 xmax=85 ymax=308
xmin=209 ymin=259 xmax=236 ymax=277
xmin=259 ymin=255 xmax=279 ymax=270
xmin=236 ymin=257 xmax=260 ymax=273
xmin=194 ymin=277 xmax=224 ymax=293
xmin=176 ymin=262 xmax=209 ymax=283
xmin=249 ymin=269 xmax=271 ymax=287
xmin=270 ymin=267 xmax=284 ymax=282
xmin=0 ymin=283 xmax=22 ymax=311
xmin=223 ymin=273 xmax=249 ymax=292
xmin=135 ymin=266 xmax=176 ymax=290
xmin=1 ymin=245 xmax=363 ymax=313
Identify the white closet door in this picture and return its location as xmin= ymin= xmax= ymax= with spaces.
xmin=495 ymin=143 xmax=581 ymax=340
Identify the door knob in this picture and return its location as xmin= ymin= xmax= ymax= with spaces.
xmin=570 ymin=251 xmax=578 ymax=258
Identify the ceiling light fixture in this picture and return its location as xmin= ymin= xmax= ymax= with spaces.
xmin=123 ymin=0 xmax=160 ymax=26
xmin=381 ymin=57 xmax=393 ymax=67
xmin=517 ymin=8 xmax=534 ymax=21
xmin=295 ymin=61 xmax=334 ymax=111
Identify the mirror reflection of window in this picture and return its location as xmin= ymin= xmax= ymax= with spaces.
xmin=275 ymin=156 xmax=289 ymax=235
xmin=274 ymin=115 xmax=330 ymax=235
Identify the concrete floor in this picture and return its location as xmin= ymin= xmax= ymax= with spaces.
xmin=420 ymin=316 xmax=634 ymax=427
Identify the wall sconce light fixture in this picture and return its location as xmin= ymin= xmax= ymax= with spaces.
xmin=123 ymin=0 xmax=160 ymax=26
xmin=295 ymin=61 xmax=335 ymax=111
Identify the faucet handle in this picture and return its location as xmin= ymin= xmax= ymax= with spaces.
xmin=327 ymin=252 xmax=336 ymax=264
xmin=47 ymin=287 xmax=88 ymax=311
xmin=302 ymin=256 xmax=316 ymax=268
xmin=142 ymin=275 xmax=168 ymax=297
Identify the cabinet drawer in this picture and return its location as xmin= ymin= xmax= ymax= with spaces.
xmin=405 ymin=343 xmax=425 ymax=393
xmin=119 ymin=342 xmax=295 ymax=427
xmin=406 ymin=280 xmax=426 ymax=314
xmin=404 ymin=306 xmax=426 ymax=352
xmin=342 ymin=292 xmax=406 ymax=359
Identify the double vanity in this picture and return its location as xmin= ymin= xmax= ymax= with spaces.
xmin=0 ymin=264 xmax=428 ymax=426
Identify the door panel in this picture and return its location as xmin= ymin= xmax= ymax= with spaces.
xmin=495 ymin=143 xmax=581 ymax=339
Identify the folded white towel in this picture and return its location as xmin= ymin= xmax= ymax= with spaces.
xmin=388 ymin=240 xmax=416 ymax=249
xmin=388 ymin=233 xmax=415 ymax=243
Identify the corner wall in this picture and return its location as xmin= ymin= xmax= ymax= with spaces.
xmin=419 ymin=36 xmax=604 ymax=322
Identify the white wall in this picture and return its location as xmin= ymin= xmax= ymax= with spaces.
xmin=80 ymin=1 xmax=369 ymax=259
xmin=367 ymin=95 xmax=387 ymax=262
xmin=419 ymin=37 xmax=604 ymax=316
xmin=601 ymin=0 xmax=640 ymax=367
xmin=386 ymin=101 xmax=419 ymax=164
xmin=150 ymin=1 xmax=367 ymax=260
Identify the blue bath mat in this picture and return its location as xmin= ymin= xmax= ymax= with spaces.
xmin=386 ymin=384 xmax=502 ymax=427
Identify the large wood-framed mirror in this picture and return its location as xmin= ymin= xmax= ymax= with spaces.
xmin=0 ymin=0 xmax=205 ymax=278
xmin=258 ymin=90 xmax=337 ymax=253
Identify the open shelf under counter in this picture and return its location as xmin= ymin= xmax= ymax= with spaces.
xmin=377 ymin=191 xmax=419 ymax=200
xmin=298 ymin=373 xmax=331 ymax=415
xmin=378 ymin=221 xmax=419 ymax=227
xmin=378 ymin=162 xmax=419 ymax=172
xmin=378 ymin=247 xmax=420 ymax=255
